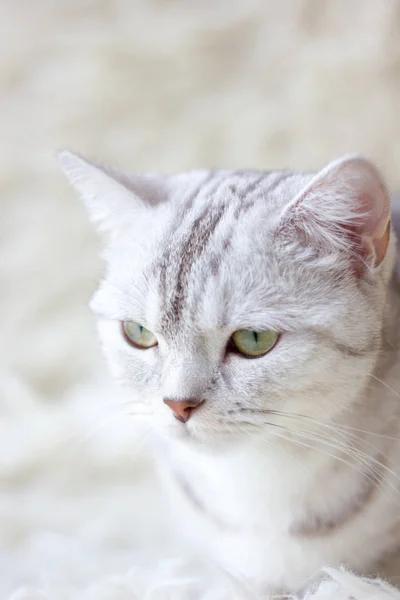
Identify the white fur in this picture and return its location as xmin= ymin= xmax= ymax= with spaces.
xmin=60 ymin=152 xmax=400 ymax=595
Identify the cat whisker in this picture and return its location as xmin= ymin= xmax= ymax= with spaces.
xmin=258 ymin=434 xmax=314 ymax=477
xmin=226 ymin=413 xmax=390 ymax=483
xmin=266 ymin=410 xmax=397 ymax=469
xmin=298 ymin=422 xmax=397 ymax=481
xmin=270 ymin=428 xmax=400 ymax=501
xmin=262 ymin=412 xmax=400 ymax=494
xmin=217 ymin=417 xmax=285 ymax=431
xmin=368 ymin=373 xmax=400 ymax=399
xmin=270 ymin=430 xmax=382 ymax=487
xmin=229 ymin=408 xmax=398 ymax=492
xmin=226 ymin=407 xmax=400 ymax=493
xmin=217 ymin=418 xmax=312 ymax=475
xmin=289 ymin=428 xmax=391 ymax=484
xmin=239 ymin=408 xmax=400 ymax=443
xmin=221 ymin=414 xmax=400 ymax=500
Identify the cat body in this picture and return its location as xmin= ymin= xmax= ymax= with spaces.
xmin=60 ymin=152 xmax=400 ymax=594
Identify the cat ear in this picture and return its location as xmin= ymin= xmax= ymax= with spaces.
xmin=276 ymin=155 xmax=391 ymax=274
xmin=58 ymin=150 xmax=165 ymax=234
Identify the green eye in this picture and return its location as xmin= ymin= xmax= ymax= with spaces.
xmin=231 ymin=329 xmax=279 ymax=357
xmin=122 ymin=322 xmax=158 ymax=349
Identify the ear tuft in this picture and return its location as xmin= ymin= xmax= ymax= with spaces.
xmin=276 ymin=155 xmax=391 ymax=275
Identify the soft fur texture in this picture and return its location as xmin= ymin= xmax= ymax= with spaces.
xmin=8 ymin=565 xmax=400 ymax=600
xmin=4 ymin=2 xmax=400 ymax=598
xmin=60 ymin=151 xmax=400 ymax=596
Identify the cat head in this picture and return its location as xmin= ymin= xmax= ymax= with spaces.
xmin=60 ymin=151 xmax=395 ymax=448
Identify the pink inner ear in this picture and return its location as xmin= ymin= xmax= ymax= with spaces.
xmin=351 ymin=185 xmax=391 ymax=271
xmin=372 ymin=220 xmax=391 ymax=267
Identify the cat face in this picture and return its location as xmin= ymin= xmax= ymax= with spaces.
xmin=60 ymin=153 xmax=394 ymax=447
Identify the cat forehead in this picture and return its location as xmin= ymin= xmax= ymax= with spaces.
xmin=97 ymin=166 xmax=359 ymax=333
xmin=108 ymin=168 xmax=313 ymax=274
xmin=155 ymin=168 xmax=304 ymax=246
xmin=165 ymin=168 xmax=313 ymax=212
xmin=144 ymin=169 xmax=330 ymax=330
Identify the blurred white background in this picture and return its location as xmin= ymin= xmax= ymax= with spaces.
xmin=1 ymin=0 xmax=400 ymax=596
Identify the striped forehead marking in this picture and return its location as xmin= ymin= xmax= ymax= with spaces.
xmin=156 ymin=170 xmax=295 ymax=330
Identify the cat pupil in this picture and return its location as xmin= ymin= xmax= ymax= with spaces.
xmin=253 ymin=331 xmax=258 ymax=344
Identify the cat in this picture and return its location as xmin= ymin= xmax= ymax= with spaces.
xmin=60 ymin=151 xmax=400 ymax=595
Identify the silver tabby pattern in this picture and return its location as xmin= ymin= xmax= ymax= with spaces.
xmin=60 ymin=151 xmax=400 ymax=595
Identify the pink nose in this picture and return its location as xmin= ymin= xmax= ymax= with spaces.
xmin=163 ymin=398 xmax=203 ymax=423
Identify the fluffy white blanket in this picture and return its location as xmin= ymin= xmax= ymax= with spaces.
xmin=8 ymin=561 xmax=400 ymax=600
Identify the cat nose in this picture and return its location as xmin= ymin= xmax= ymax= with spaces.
xmin=163 ymin=398 xmax=203 ymax=423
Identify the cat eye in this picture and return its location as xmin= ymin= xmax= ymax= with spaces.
xmin=122 ymin=322 xmax=158 ymax=349
xmin=231 ymin=329 xmax=279 ymax=358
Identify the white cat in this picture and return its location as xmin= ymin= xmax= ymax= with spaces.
xmin=60 ymin=151 xmax=400 ymax=595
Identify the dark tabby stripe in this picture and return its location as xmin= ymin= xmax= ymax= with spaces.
xmin=174 ymin=468 xmax=235 ymax=531
xmin=166 ymin=203 xmax=227 ymax=324
xmin=158 ymin=170 xmax=295 ymax=327
xmin=233 ymin=171 xmax=294 ymax=219
xmin=291 ymin=452 xmax=386 ymax=536
xmin=157 ymin=171 xmax=217 ymax=309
